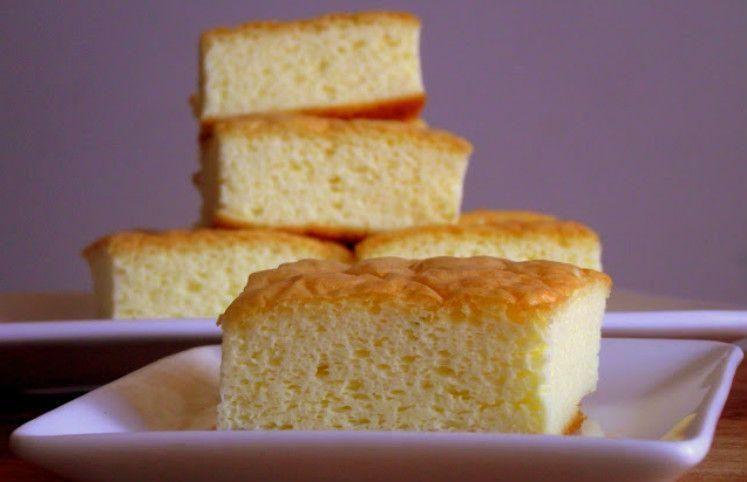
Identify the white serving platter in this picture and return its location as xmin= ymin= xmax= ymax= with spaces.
xmin=11 ymin=339 xmax=743 ymax=482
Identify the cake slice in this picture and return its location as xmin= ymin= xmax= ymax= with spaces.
xmin=356 ymin=214 xmax=602 ymax=270
xmin=82 ymin=229 xmax=351 ymax=319
xmin=196 ymin=116 xmax=472 ymax=240
xmin=195 ymin=12 xmax=424 ymax=122
xmin=218 ymin=256 xmax=611 ymax=433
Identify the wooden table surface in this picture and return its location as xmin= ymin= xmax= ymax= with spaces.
xmin=1 ymin=290 xmax=744 ymax=481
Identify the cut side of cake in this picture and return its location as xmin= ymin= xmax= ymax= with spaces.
xmin=195 ymin=12 xmax=424 ymax=122
xmin=82 ymin=229 xmax=352 ymax=319
xmin=196 ymin=116 xmax=472 ymax=241
xmin=356 ymin=216 xmax=602 ymax=270
xmin=218 ymin=256 xmax=611 ymax=434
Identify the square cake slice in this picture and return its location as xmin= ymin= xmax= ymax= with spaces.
xmin=195 ymin=12 xmax=424 ymax=122
xmin=196 ymin=116 xmax=472 ymax=241
xmin=82 ymin=229 xmax=351 ymax=319
xmin=218 ymin=256 xmax=611 ymax=433
xmin=355 ymin=213 xmax=602 ymax=270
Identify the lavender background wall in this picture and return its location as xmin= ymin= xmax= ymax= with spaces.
xmin=1 ymin=1 xmax=746 ymax=304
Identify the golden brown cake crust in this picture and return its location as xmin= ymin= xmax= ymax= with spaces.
xmin=297 ymin=94 xmax=425 ymax=121
xmin=198 ymin=94 xmax=426 ymax=125
xmin=82 ymin=228 xmax=352 ymax=262
xmin=459 ymin=209 xmax=557 ymax=225
xmin=210 ymin=214 xmax=372 ymax=243
xmin=355 ymin=220 xmax=600 ymax=258
xmin=563 ymin=410 xmax=586 ymax=435
xmin=200 ymin=11 xmax=421 ymax=47
xmin=221 ymin=257 xmax=611 ymax=321
xmin=203 ymin=115 xmax=471 ymax=155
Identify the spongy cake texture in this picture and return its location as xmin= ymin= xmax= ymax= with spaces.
xmin=83 ymin=229 xmax=352 ymax=319
xmin=196 ymin=116 xmax=472 ymax=240
xmin=356 ymin=215 xmax=602 ymax=270
xmin=218 ymin=257 xmax=611 ymax=433
xmin=196 ymin=12 xmax=424 ymax=121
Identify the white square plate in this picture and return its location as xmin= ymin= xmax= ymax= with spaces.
xmin=11 ymin=339 xmax=743 ymax=482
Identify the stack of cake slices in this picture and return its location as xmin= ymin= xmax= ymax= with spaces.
xmin=83 ymin=11 xmax=603 ymax=319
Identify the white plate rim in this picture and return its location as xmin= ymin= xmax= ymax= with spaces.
xmin=10 ymin=339 xmax=744 ymax=472
xmin=2 ymin=311 xmax=747 ymax=344
xmin=603 ymin=311 xmax=747 ymax=340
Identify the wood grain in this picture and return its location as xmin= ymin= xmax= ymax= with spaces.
xmin=681 ymin=361 xmax=747 ymax=481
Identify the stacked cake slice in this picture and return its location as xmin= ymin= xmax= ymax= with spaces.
xmin=196 ymin=116 xmax=471 ymax=240
xmin=83 ymin=229 xmax=351 ymax=318
xmin=83 ymin=11 xmax=473 ymax=318
xmin=356 ymin=210 xmax=602 ymax=270
xmin=194 ymin=12 xmax=425 ymax=122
